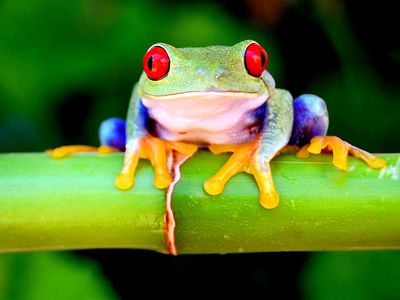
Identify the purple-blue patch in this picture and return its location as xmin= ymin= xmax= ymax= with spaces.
xmin=289 ymin=94 xmax=329 ymax=146
xmin=99 ymin=118 xmax=126 ymax=151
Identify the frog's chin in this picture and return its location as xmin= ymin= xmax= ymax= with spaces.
xmin=140 ymin=90 xmax=269 ymax=144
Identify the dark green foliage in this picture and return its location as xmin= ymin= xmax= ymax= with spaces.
xmin=303 ymin=252 xmax=400 ymax=300
xmin=0 ymin=252 xmax=117 ymax=300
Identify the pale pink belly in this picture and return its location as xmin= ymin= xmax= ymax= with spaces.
xmin=141 ymin=92 xmax=268 ymax=145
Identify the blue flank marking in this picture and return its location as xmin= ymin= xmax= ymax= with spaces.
xmin=251 ymin=102 xmax=268 ymax=130
xmin=137 ymin=100 xmax=151 ymax=132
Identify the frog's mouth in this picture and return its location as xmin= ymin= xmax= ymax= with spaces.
xmin=140 ymin=91 xmax=268 ymax=144
xmin=142 ymin=90 xmax=266 ymax=101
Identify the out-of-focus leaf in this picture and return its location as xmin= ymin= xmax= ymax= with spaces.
xmin=0 ymin=252 xmax=118 ymax=300
xmin=302 ymin=252 xmax=400 ymax=300
xmin=307 ymin=1 xmax=400 ymax=152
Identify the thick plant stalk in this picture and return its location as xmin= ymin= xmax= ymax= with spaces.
xmin=0 ymin=152 xmax=399 ymax=254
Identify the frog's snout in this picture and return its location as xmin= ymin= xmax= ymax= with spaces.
xmin=195 ymin=66 xmax=228 ymax=81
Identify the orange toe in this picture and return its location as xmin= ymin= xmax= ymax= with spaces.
xmin=49 ymin=145 xmax=98 ymax=159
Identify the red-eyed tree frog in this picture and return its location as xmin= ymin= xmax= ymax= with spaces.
xmin=50 ymin=40 xmax=386 ymax=209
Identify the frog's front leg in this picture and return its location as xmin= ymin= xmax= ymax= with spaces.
xmin=115 ymin=135 xmax=198 ymax=190
xmin=204 ymin=89 xmax=293 ymax=209
xmin=114 ymin=87 xmax=198 ymax=191
xmin=290 ymin=94 xmax=386 ymax=170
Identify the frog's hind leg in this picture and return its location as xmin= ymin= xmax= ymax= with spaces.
xmin=98 ymin=117 xmax=126 ymax=153
xmin=49 ymin=118 xmax=125 ymax=158
xmin=289 ymin=94 xmax=329 ymax=147
xmin=291 ymin=94 xmax=386 ymax=169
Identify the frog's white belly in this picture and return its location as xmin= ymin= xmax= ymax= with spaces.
xmin=141 ymin=91 xmax=268 ymax=144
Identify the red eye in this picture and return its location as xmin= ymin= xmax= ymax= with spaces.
xmin=143 ymin=46 xmax=170 ymax=80
xmin=244 ymin=42 xmax=268 ymax=77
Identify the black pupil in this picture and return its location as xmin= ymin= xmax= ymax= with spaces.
xmin=147 ymin=56 xmax=153 ymax=71
xmin=260 ymin=51 xmax=266 ymax=68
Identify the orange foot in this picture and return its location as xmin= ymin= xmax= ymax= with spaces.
xmin=296 ymin=136 xmax=387 ymax=170
xmin=204 ymin=141 xmax=279 ymax=209
xmin=48 ymin=145 xmax=120 ymax=158
xmin=115 ymin=135 xmax=198 ymax=190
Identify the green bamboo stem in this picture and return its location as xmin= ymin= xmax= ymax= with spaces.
xmin=0 ymin=152 xmax=399 ymax=254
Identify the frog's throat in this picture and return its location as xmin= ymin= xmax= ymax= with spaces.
xmin=140 ymin=91 xmax=269 ymax=145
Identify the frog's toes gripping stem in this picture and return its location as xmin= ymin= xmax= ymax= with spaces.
xmin=250 ymin=158 xmax=279 ymax=209
xmin=48 ymin=145 xmax=120 ymax=158
xmin=115 ymin=136 xmax=198 ymax=191
xmin=297 ymin=136 xmax=387 ymax=170
xmin=204 ymin=143 xmax=254 ymax=195
xmin=204 ymin=141 xmax=279 ymax=209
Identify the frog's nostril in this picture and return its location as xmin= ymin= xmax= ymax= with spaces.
xmin=215 ymin=66 xmax=228 ymax=79
xmin=195 ymin=67 xmax=210 ymax=78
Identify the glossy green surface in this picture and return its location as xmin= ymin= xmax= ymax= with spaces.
xmin=174 ymin=152 xmax=400 ymax=253
xmin=0 ymin=153 xmax=166 ymax=253
xmin=0 ymin=152 xmax=399 ymax=254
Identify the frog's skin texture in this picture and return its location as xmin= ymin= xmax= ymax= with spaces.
xmin=50 ymin=40 xmax=386 ymax=210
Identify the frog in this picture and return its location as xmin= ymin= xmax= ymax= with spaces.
xmin=50 ymin=40 xmax=386 ymax=209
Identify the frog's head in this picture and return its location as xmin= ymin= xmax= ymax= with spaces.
xmin=137 ymin=40 xmax=273 ymax=101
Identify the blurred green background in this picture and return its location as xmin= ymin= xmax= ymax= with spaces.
xmin=0 ymin=0 xmax=399 ymax=299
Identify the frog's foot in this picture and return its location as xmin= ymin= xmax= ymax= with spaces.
xmin=297 ymin=136 xmax=387 ymax=170
xmin=204 ymin=141 xmax=279 ymax=209
xmin=115 ymin=136 xmax=198 ymax=191
xmin=48 ymin=145 xmax=120 ymax=159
